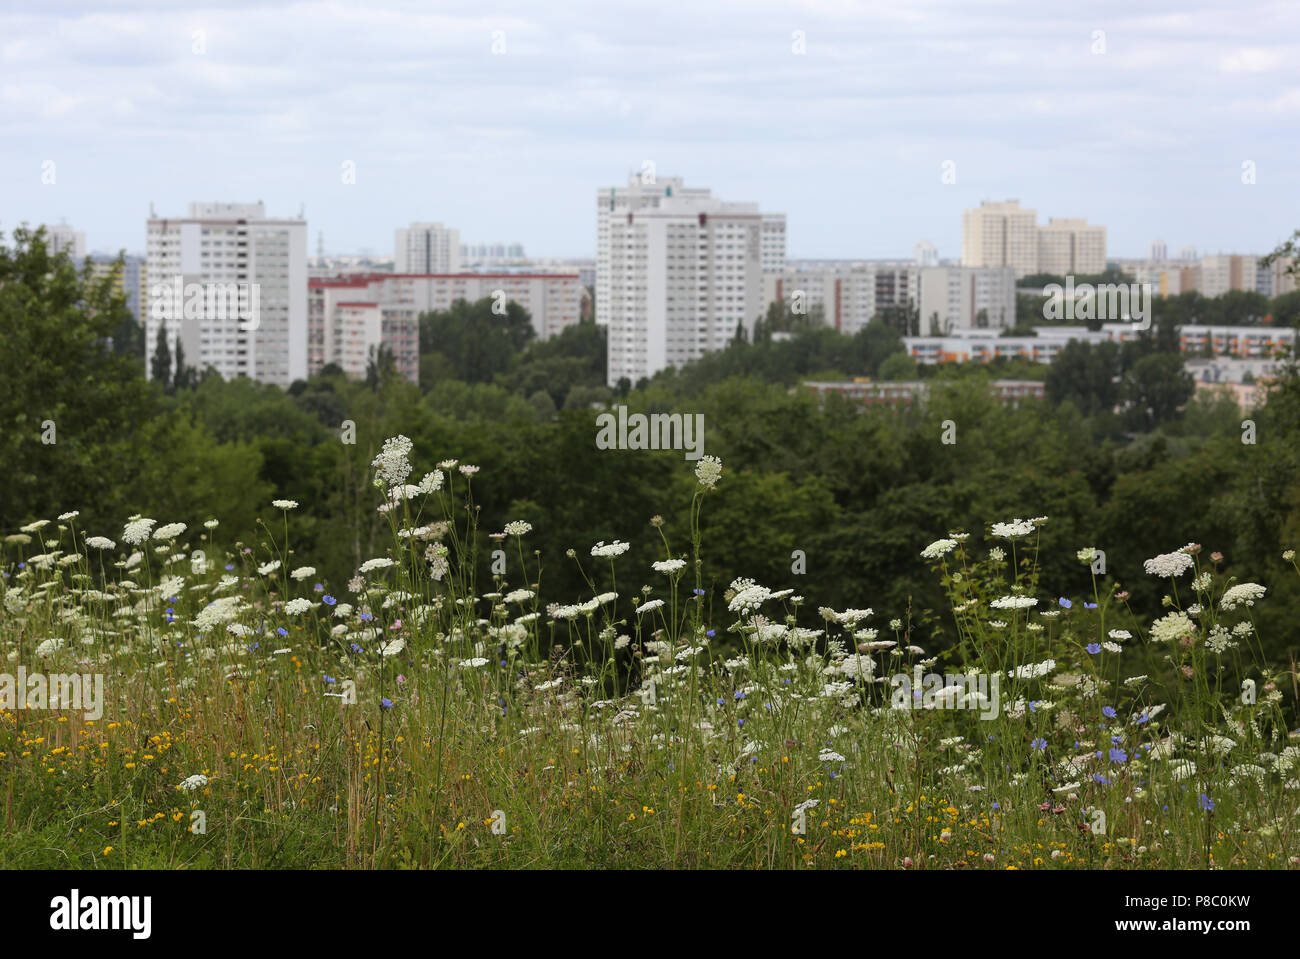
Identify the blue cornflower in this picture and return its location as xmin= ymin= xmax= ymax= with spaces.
xmin=277 ymin=627 xmax=288 ymax=637
xmin=313 ymin=583 xmax=324 ymax=592
xmin=323 ymin=595 xmax=337 ymax=606
xmin=225 ymin=564 xmax=234 ymax=571
xmin=737 ymin=718 xmax=745 ymax=727
xmin=1102 ymin=706 xmax=1117 ymax=718
xmin=1199 ymin=793 xmax=1215 ymax=811
xmin=1058 ymin=597 xmax=1072 ymax=608
xmin=381 ymin=697 xmax=394 ymax=709
xmin=350 ymin=643 xmax=362 ymax=653
xmin=734 ymin=691 xmax=745 ymax=699
xmin=1031 ymin=738 xmax=1047 ymax=750
xmin=1109 ymin=747 xmax=1128 ymax=762
xmin=706 ymin=629 xmax=715 ymax=637
xmin=1084 ymin=602 xmax=1098 ymax=609
xmin=1086 ymin=643 xmax=1101 ymax=655
xmin=359 ymin=612 xmax=373 ymax=622
xmin=324 ymin=675 xmax=336 ymax=684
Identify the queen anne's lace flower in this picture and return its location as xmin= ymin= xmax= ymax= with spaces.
xmin=1143 ymin=551 xmax=1194 ymax=578
xmin=920 ymin=539 xmax=957 ymax=559
xmin=694 ymin=455 xmax=722 ymax=489
xmin=1220 ymin=583 xmax=1266 ymax=611
xmin=991 ymin=519 xmax=1034 ymax=538
xmin=371 ymin=435 xmax=414 ymax=487
xmin=1150 ymin=611 xmax=1196 ymax=643
xmin=122 ymin=517 xmax=156 ymax=545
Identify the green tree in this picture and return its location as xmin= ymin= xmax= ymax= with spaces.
xmin=419 ymin=297 xmax=535 ymax=384
xmin=0 ymin=226 xmax=155 ymax=530
xmin=151 ymin=324 xmax=173 ymax=390
xmin=877 ymin=351 xmax=918 ymax=381
xmin=1122 ymin=352 xmax=1195 ymax=432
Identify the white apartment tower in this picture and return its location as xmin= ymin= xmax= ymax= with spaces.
xmin=605 ymin=191 xmax=767 ymax=386
xmin=395 ymin=222 xmax=461 ymax=274
xmin=145 ymin=202 xmax=308 ymax=386
xmin=962 ymin=200 xmax=1040 ymax=278
xmin=43 ymin=224 xmax=86 ymax=261
xmin=763 ymin=262 xmax=919 ymax=336
xmin=917 ymin=266 xmax=1017 ymax=333
xmin=1037 ymin=218 xmax=1107 ymax=276
xmin=761 ymin=213 xmax=788 ymax=272
xmin=595 ymin=175 xmax=712 ymax=325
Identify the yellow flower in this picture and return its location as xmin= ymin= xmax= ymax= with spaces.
xmin=103 ymin=846 xmax=113 ymax=855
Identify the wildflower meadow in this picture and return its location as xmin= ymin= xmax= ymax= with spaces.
xmin=3 ymin=437 xmax=1297 ymax=871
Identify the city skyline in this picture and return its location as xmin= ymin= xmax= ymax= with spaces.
xmin=4 ymin=0 xmax=1299 ymax=261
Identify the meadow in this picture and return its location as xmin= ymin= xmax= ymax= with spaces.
xmin=2 ymin=435 xmax=1298 ymax=870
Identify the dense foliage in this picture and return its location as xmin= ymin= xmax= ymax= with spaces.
xmin=4 ymin=227 xmax=1300 ymax=668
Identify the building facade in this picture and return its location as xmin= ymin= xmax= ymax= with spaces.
xmin=145 ymin=202 xmax=308 ymax=386
xmin=1037 ymin=218 xmax=1107 ymax=276
xmin=596 ymin=174 xmax=713 ymax=327
xmin=961 ymin=200 xmax=1040 ymax=278
xmin=309 ymin=271 xmax=582 ymax=385
xmin=604 ymin=188 xmax=773 ymax=386
xmin=395 ymin=222 xmax=461 ymax=274
xmin=763 ymin=261 xmax=919 ymax=335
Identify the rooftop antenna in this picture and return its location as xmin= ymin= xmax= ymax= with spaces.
xmin=149 ymin=201 xmax=156 ymax=218
xmin=298 ymin=203 xmax=305 ymax=220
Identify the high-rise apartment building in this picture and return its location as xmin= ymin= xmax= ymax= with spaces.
xmin=395 ymin=222 xmax=461 ymax=274
xmin=961 ymin=200 xmax=1040 ymax=278
xmin=763 ymin=261 xmax=919 ymax=335
xmin=962 ymin=201 xmax=1107 ymax=279
xmin=595 ymin=175 xmax=712 ymax=326
xmin=89 ymin=253 xmax=147 ymax=324
xmin=1037 ymin=218 xmax=1107 ymax=276
xmin=917 ymin=265 xmax=1017 ymax=333
xmin=761 ymin=213 xmax=788 ymax=272
xmin=605 ymin=189 xmax=769 ymax=386
xmin=42 ymin=223 xmax=86 ymax=261
xmin=1199 ymin=254 xmax=1258 ymax=299
xmin=145 ymin=202 xmax=307 ymax=386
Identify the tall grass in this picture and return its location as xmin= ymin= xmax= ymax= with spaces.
xmin=1 ymin=443 xmax=1297 ymax=869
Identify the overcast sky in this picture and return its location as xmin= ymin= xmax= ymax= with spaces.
xmin=3 ymin=0 xmax=1298 ymax=261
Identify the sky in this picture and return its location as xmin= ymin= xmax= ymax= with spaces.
xmin=3 ymin=0 xmax=1299 ymax=261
